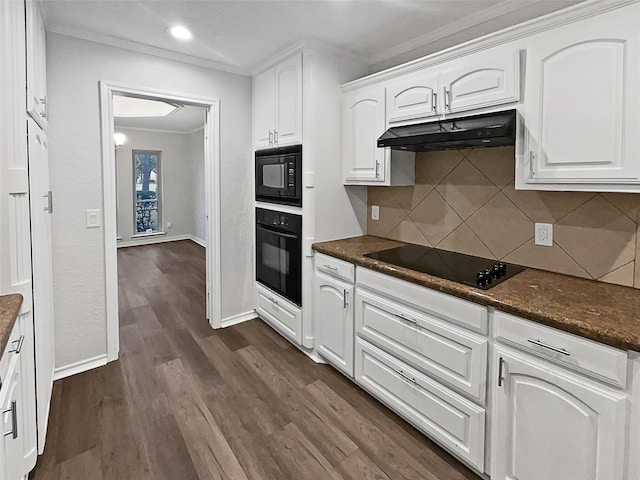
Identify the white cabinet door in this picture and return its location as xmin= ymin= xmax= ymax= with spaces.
xmin=274 ymin=54 xmax=302 ymax=147
xmin=343 ymin=86 xmax=388 ymax=184
xmin=386 ymin=71 xmax=440 ymax=124
xmin=314 ymin=270 xmax=354 ymax=377
xmin=27 ymin=119 xmax=54 ymax=455
xmin=0 ymin=353 xmax=25 ymax=480
xmin=26 ymin=0 xmax=47 ymax=130
xmin=521 ymin=5 xmax=640 ymax=185
xmin=492 ymin=346 xmax=627 ymax=480
xmin=440 ymin=49 xmax=520 ymax=114
xmin=254 ymin=68 xmax=276 ymax=150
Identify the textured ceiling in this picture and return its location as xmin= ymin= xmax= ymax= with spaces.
xmin=40 ymin=0 xmax=584 ymax=74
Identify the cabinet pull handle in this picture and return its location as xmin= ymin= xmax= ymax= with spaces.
xmin=375 ymin=161 xmax=380 ymax=178
xmin=396 ymin=369 xmax=418 ymax=387
xmin=269 ymin=130 xmax=273 ymax=146
xmin=8 ymin=335 xmax=24 ymax=354
xmin=529 ymin=151 xmax=535 ymax=177
xmin=527 ymin=338 xmax=571 ymax=356
xmin=44 ymin=190 xmax=53 ymax=213
xmin=443 ymin=87 xmax=450 ymax=110
xmin=323 ymin=264 xmax=338 ymax=272
xmin=432 ymin=91 xmax=437 ymax=111
xmin=274 ymin=130 xmax=278 ymax=145
xmin=343 ymin=290 xmax=348 ymax=309
xmin=498 ymin=357 xmax=504 ymax=387
xmin=394 ymin=312 xmax=418 ymax=325
xmin=3 ymin=401 xmax=18 ymax=439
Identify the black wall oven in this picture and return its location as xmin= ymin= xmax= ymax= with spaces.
xmin=255 ymin=208 xmax=302 ymax=306
xmin=255 ymin=145 xmax=302 ymax=206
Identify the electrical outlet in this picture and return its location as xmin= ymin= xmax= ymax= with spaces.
xmin=371 ymin=205 xmax=380 ymax=221
xmin=535 ymin=223 xmax=553 ymax=246
xmin=86 ymin=209 xmax=101 ymax=228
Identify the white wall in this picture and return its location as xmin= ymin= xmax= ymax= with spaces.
xmin=116 ymin=128 xmax=202 ymax=243
xmin=189 ymin=128 xmax=206 ymax=243
xmin=47 ymin=33 xmax=254 ymax=371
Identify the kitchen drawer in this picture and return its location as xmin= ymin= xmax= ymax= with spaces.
xmin=256 ymin=284 xmax=302 ymax=345
xmin=355 ymin=338 xmax=485 ymax=472
xmin=356 ymin=288 xmax=487 ymax=401
xmin=494 ymin=311 xmax=628 ymax=388
xmin=0 ymin=320 xmax=21 ymax=381
xmin=315 ymin=253 xmax=355 ymax=284
xmin=357 ymin=267 xmax=488 ymax=334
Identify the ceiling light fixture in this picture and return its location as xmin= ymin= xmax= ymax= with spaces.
xmin=169 ymin=25 xmax=192 ymax=40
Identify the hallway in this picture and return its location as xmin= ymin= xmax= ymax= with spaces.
xmin=30 ymin=240 xmax=479 ymax=479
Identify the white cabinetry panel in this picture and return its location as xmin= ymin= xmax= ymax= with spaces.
xmin=386 ymin=72 xmax=439 ymax=124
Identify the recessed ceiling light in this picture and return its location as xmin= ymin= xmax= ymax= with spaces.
xmin=169 ymin=25 xmax=192 ymax=40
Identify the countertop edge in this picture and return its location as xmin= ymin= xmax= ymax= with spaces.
xmin=0 ymin=294 xmax=23 ymax=359
xmin=313 ymin=238 xmax=640 ymax=353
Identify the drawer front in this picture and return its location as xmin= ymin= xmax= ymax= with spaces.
xmin=256 ymin=284 xmax=302 ymax=344
xmin=355 ymin=338 xmax=485 ymax=472
xmin=315 ymin=252 xmax=355 ymax=284
xmin=0 ymin=321 xmax=21 ymax=381
xmin=494 ymin=311 xmax=628 ymax=388
xmin=357 ymin=267 xmax=488 ymax=334
xmin=356 ymin=288 xmax=487 ymax=401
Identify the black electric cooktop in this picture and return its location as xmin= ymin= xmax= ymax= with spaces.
xmin=364 ymin=244 xmax=524 ymax=289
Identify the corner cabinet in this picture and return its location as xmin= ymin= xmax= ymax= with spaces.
xmin=518 ymin=3 xmax=640 ymax=191
xmin=313 ymin=253 xmax=355 ymax=377
xmin=492 ymin=345 xmax=627 ymax=480
xmin=253 ymin=54 xmax=302 ymax=150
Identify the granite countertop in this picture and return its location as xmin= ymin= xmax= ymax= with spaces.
xmin=313 ymin=235 xmax=640 ymax=352
xmin=0 ymin=294 xmax=22 ymax=358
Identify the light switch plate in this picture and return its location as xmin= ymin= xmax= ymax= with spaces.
xmin=535 ymin=222 xmax=553 ymax=246
xmin=86 ymin=209 xmax=101 ymax=228
xmin=371 ymin=205 xmax=380 ymax=221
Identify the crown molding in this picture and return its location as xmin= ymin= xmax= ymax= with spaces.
xmin=342 ymin=0 xmax=639 ymax=91
xmin=114 ymin=125 xmax=202 ymax=136
xmin=46 ymin=24 xmax=251 ymax=76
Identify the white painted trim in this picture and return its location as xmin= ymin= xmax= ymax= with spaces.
xmin=117 ymin=234 xmax=191 ymax=248
xmin=131 ymin=231 xmax=167 ymax=239
xmin=53 ymin=354 xmax=108 ymax=381
xmin=220 ymin=310 xmax=258 ymax=328
xmin=99 ymin=81 xmax=222 ymax=362
xmin=190 ymin=235 xmax=206 ymax=248
xmin=115 ymin=125 xmax=200 ymax=135
xmin=47 ymin=26 xmax=249 ymax=76
xmin=343 ymin=0 xmax=639 ymax=90
xmin=187 ymin=125 xmax=205 ymax=135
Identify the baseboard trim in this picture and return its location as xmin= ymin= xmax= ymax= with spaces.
xmin=220 ymin=310 xmax=257 ymax=328
xmin=190 ymin=235 xmax=207 ymax=248
xmin=117 ymin=234 xmax=191 ymax=248
xmin=54 ymin=354 xmax=108 ymax=381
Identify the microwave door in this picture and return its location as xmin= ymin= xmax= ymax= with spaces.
xmin=262 ymin=163 xmax=285 ymax=189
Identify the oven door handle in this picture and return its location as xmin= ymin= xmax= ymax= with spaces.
xmin=256 ymin=225 xmax=299 ymax=238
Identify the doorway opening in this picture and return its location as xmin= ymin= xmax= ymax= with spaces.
xmin=99 ymin=82 xmax=222 ymax=362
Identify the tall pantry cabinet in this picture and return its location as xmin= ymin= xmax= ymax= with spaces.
xmin=0 ymin=0 xmax=55 ymax=477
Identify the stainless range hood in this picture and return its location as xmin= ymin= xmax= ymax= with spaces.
xmin=377 ymin=109 xmax=516 ymax=152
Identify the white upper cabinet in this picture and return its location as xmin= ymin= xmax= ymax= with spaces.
xmin=440 ymin=49 xmax=521 ymax=114
xmin=386 ymin=71 xmax=439 ymax=124
xmin=26 ymin=0 xmax=47 ymax=131
xmin=253 ymin=54 xmax=302 ymax=150
xmin=492 ymin=346 xmax=627 ymax=480
xmin=343 ymin=85 xmax=389 ymax=183
xmin=518 ymin=4 xmax=640 ymax=190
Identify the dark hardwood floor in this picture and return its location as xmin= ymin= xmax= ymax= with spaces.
xmin=30 ymin=240 xmax=481 ymax=480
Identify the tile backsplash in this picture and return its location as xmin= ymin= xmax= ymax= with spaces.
xmin=367 ymin=147 xmax=640 ymax=288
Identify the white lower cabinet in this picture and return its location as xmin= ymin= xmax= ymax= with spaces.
xmin=314 ymin=267 xmax=354 ymax=377
xmin=355 ymin=338 xmax=486 ymax=471
xmin=491 ymin=345 xmax=627 ymax=480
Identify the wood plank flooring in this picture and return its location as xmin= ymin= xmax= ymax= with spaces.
xmin=30 ymin=240 xmax=481 ymax=480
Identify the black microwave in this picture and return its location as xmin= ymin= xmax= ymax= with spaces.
xmin=255 ymin=144 xmax=302 ymax=207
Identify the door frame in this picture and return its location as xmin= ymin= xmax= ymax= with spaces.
xmin=99 ymin=81 xmax=222 ymax=362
